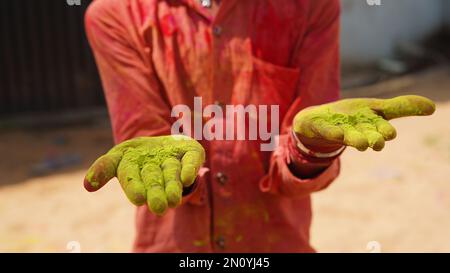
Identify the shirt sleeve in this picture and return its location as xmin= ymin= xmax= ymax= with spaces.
xmin=85 ymin=0 xmax=172 ymax=143
xmin=85 ymin=0 xmax=204 ymax=204
xmin=260 ymin=0 xmax=342 ymax=198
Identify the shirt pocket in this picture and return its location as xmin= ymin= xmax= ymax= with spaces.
xmin=232 ymin=55 xmax=300 ymax=118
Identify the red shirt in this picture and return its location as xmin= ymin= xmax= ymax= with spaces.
xmin=85 ymin=0 xmax=341 ymax=252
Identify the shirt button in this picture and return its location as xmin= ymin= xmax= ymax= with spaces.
xmin=215 ymin=236 xmax=225 ymax=249
xmin=215 ymin=172 xmax=228 ymax=185
xmin=212 ymin=25 xmax=222 ymax=36
xmin=200 ymin=0 xmax=211 ymax=8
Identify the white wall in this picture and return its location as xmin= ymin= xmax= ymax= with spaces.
xmin=341 ymin=0 xmax=445 ymax=65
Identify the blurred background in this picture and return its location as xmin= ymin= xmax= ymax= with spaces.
xmin=0 ymin=0 xmax=449 ymax=252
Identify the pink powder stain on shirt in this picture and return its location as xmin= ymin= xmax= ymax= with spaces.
xmin=160 ymin=14 xmax=177 ymax=36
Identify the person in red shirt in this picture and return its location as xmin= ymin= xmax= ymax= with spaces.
xmin=83 ymin=0 xmax=435 ymax=252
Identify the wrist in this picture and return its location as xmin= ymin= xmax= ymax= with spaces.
xmin=287 ymin=132 xmax=339 ymax=179
xmin=291 ymin=130 xmax=345 ymax=159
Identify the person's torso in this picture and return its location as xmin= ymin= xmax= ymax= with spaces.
xmin=125 ymin=0 xmax=327 ymax=252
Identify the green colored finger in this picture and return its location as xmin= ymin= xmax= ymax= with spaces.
xmin=373 ymin=95 xmax=436 ymax=120
xmin=375 ymin=119 xmax=397 ymax=141
xmin=180 ymin=150 xmax=204 ymax=187
xmin=162 ymin=157 xmax=182 ymax=208
xmin=311 ymin=119 xmax=345 ymax=142
xmin=141 ymin=163 xmax=167 ymax=215
xmin=340 ymin=124 xmax=369 ymax=151
xmin=117 ymin=156 xmax=146 ymax=206
xmin=84 ymin=151 xmax=122 ymax=192
xmin=355 ymin=123 xmax=385 ymax=151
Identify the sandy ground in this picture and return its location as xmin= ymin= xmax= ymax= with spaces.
xmin=0 ymin=67 xmax=449 ymax=253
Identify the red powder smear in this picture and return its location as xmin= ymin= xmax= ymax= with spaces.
xmin=160 ymin=14 xmax=177 ymax=36
xmin=204 ymin=28 xmax=212 ymax=50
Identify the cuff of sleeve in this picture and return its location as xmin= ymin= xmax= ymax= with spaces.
xmin=259 ymin=134 xmax=341 ymax=198
xmin=288 ymin=130 xmax=343 ymax=164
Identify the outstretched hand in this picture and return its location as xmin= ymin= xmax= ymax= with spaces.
xmin=293 ymin=95 xmax=435 ymax=152
xmin=84 ymin=135 xmax=205 ymax=215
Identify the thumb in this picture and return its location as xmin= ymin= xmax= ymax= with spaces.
xmin=84 ymin=151 xmax=122 ymax=192
xmin=371 ymin=95 xmax=436 ymax=120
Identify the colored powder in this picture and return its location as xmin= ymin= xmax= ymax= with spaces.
xmin=193 ymin=240 xmax=207 ymax=247
xmin=320 ymin=107 xmax=381 ymax=127
xmin=85 ymin=135 xmax=205 ymax=215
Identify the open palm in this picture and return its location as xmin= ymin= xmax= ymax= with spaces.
xmin=293 ymin=95 xmax=435 ymax=151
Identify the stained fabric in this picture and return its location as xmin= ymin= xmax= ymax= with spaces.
xmin=85 ymin=0 xmax=341 ymax=252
